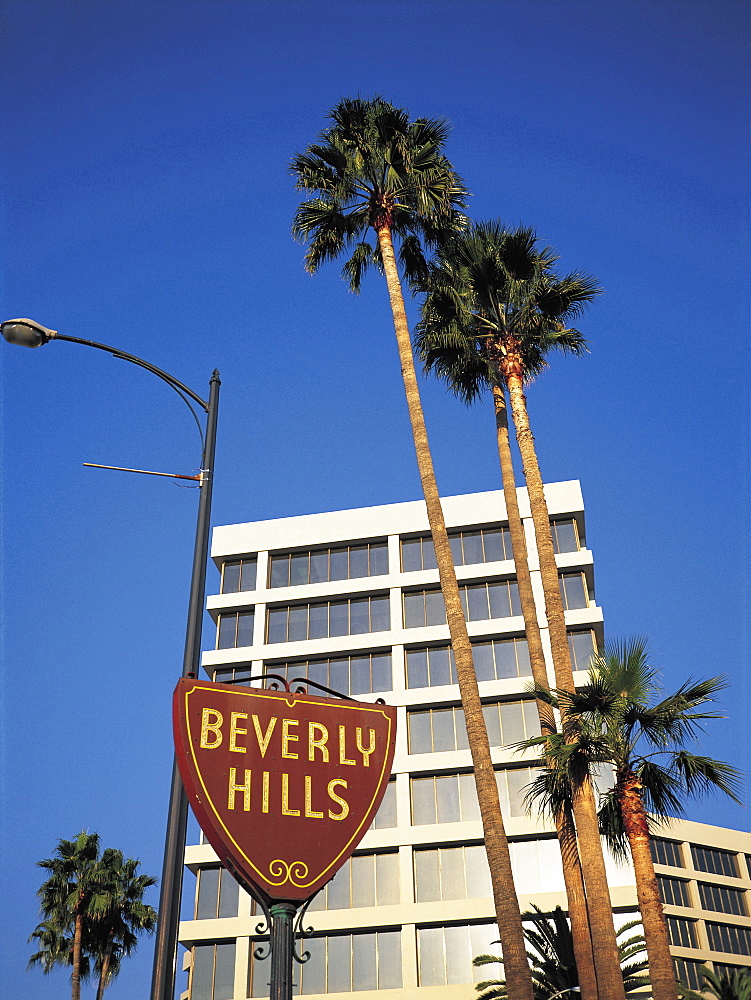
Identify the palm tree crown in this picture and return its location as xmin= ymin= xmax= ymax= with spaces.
xmin=291 ymin=95 xmax=468 ymax=290
xmin=415 ymin=220 xmax=599 ymax=399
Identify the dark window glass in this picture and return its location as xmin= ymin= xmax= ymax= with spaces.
xmin=698 ymin=883 xmax=747 ymax=915
xmin=651 ymin=839 xmax=684 ymax=868
xmin=705 ymin=921 xmax=751 ymax=954
xmin=691 ymin=845 xmax=739 ymax=877
xmin=658 ymin=876 xmax=691 ymax=907
xmin=329 ymin=548 xmax=348 ymax=581
xmin=221 ymin=558 xmax=257 ymax=593
xmin=266 ymin=597 xmax=389 ymax=643
xmin=666 ymin=916 xmax=697 ymax=948
xmin=290 ymin=552 xmax=309 ymax=586
xmin=673 ymin=958 xmax=705 ymax=991
xmin=191 ymin=941 xmax=236 ymax=1000
xmin=286 ymin=604 xmax=307 ymax=642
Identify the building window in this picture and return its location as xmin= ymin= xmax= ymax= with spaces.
xmin=559 ymin=572 xmax=590 ymax=610
xmin=665 ymin=916 xmax=698 ymax=948
xmin=550 ymin=518 xmax=582 ymax=553
xmin=220 ymin=557 xmax=257 ymax=593
xmin=266 ymin=595 xmax=390 ymax=643
xmin=411 ymin=768 xmax=536 ymax=825
xmin=698 ymin=883 xmax=747 ymax=916
xmin=705 ymin=921 xmax=751 ymax=955
xmin=190 ymin=941 xmax=235 ymax=1000
xmin=673 ymin=958 xmax=705 ymax=991
xmin=652 ymin=838 xmax=685 ymax=868
xmin=406 ymin=637 xmax=532 ymax=688
xmin=262 ymin=652 xmax=392 ymax=696
xmin=408 ymin=700 xmax=540 ymax=755
xmin=269 ymin=542 xmax=388 ymax=588
xmin=414 ymin=845 xmax=492 ymax=902
xmin=691 ymin=845 xmax=739 ymax=878
xmin=417 ymin=923 xmax=497 ymax=986
xmin=195 ymin=868 xmax=239 ymax=920
xmin=369 ymin=779 xmax=397 ymax=830
xmin=658 ymin=876 xmax=692 ymax=907
xmin=308 ymin=852 xmax=399 ymax=911
xmin=212 ymin=666 xmax=254 ymax=685
xmin=568 ymin=630 xmax=597 ymax=670
xmin=250 ymin=930 xmax=402 ymax=995
xmin=403 ymin=580 xmax=521 ymax=628
xmin=216 ymin=611 xmax=254 ymax=649
xmin=401 ymin=527 xmax=512 ymax=573
xmin=714 ymin=962 xmax=751 ymax=981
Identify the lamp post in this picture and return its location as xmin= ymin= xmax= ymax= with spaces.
xmin=1 ymin=317 xmax=220 ymax=1000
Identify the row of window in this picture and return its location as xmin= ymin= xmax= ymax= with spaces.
xmin=212 ymin=631 xmax=597 ymax=694
xmin=407 ymin=700 xmax=541 ymax=755
xmin=215 ymin=572 xmax=591 ymax=648
xmin=219 ymin=519 xmax=584 ymax=594
xmin=190 ymin=922 xmax=507 ymax=999
xmin=652 ymin=839 xmax=750 ymax=880
xmin=667 ymin=915 xmax=751 ymax=955
xmin=659 ymin=875 xmax=748 ymax=916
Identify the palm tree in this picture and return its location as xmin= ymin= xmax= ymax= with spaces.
xmin=91 ymin=849 xmax=157 ymax=999
xmin=679 ymin=966 xmax=751 ymax=1000
xmin=524 ymin=638 xmax=742 ymax=1000
xmin=415 ymin=221 xmax=623 ymax=1000
xmin=291 ymin=97 xmax=534 ymax=999
xmin=33 ymin=831 xmax=107 ymax=1000
xmin=28 ymin=917 xmax=91 ymax=982
xmin=474 ymin=904 xmax=650 ymax=1000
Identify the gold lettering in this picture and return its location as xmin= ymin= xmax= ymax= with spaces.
xmin=281 ymin=773 xmax=300 ymax=816
xmin=282 ymin=719 xmax=299 ymax=759
xmin=338 ymin=725 xmax=356 ymax=766
xmin=229 ymin=712 xmax=248 ymax=753
xmin=200 ymin=708 xmax=223 ymax=749
xmin=252 ymin=715 xmax=277 ymax=757
xmin=304 ymin=775 xmax=324 ymax=818
xmin=308 ymin=722 xmax=329 ymax=762
xmin=228 ymin=767 xmax=251 ymax=810
xmin=327 ymin=779 xmax=349 ymax=820
xmin=262 ymin=771 xmax=270 ymax=814
xmin=356 ymin=727 xmax=376 ymax=766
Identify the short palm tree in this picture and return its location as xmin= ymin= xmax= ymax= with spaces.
xmin=30 ymin=832 xmax=158 ymax=1000
xmin=91 ymin=849 xmax=157 ymax=1000
xmin=474 ymin=904 xmax=650 ymax=1000
xmin=679 ymin=966 xmax=751 ymax=1000
xmin=523 ymin=638 xmax=743 ymax=1000
xmin=32 ymin=831 xmax=108 ymax=1000
xmin=415 ymin=221 xmax=623 ymax=1000
xmin=292 ymin=98 xmax=534 ymax=999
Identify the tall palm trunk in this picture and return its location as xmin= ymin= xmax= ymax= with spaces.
xmin=618 ymin=774 xmax=678 ymax=1000
xmin=71 ymin=910 xmax=83 ymax=1000
xmin=96 ymin=936 xmax=114 ymax=1000
xmin=375 ymin=223 xmax=534 ymax=1000
xmin=500 ymin=353 xmax=627 ymax=1000
xmin=492 ymin=384 xmax=598 ymax=1000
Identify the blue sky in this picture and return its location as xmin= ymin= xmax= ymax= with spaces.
xmin=1 ymin=1 xmax=749 ymax=996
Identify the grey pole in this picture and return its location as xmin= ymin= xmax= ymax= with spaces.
xmin=0 ymin=320 xmax=221 ymax=1000
xmin=150 ymin=371 xmax=221 ymax=1000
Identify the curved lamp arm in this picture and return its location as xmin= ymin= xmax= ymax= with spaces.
xmin=1 ymin=318 xmax=212 ymax=450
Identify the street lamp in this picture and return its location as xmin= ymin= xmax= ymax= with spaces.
xmin=2 ymin=317 xmax=220 ymax=1000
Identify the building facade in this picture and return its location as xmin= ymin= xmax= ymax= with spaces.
xmin=179 ymin=483 xmax=751 ymax=999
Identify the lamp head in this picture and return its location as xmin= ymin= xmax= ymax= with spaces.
xmin=1 ymin=318 xmax=57 ymax=348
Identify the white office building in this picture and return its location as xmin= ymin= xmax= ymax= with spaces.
xmin=180 ymin=482 xmax=751 ymax=999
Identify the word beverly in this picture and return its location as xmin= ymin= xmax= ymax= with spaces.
xmin=199 ymin=708 xmax=378 ymax=818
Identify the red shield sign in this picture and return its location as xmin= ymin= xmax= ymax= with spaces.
xmin=173 ymin=679 xmax=397 ymax=902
